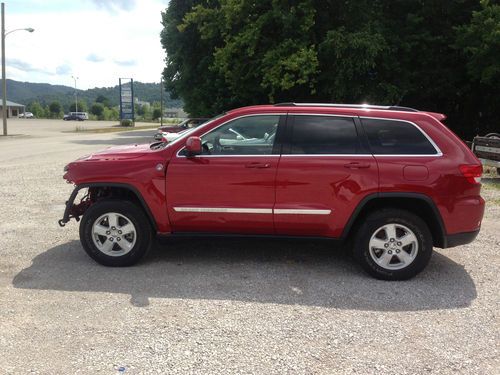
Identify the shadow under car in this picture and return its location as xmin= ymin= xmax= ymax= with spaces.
xmin=13 ymin=238 xmax=476 ymax=310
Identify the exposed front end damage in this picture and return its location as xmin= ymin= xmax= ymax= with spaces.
xmin=59 ymin=184 xmax=158 ymax=228
xmin=58 ymin=186 xmax=92 ymax=227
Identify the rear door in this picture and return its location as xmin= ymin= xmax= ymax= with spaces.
xmin=166 ymin=114 xmax=284 ymax=234
xmin=274 ymin=114 xmax=379 ymax=237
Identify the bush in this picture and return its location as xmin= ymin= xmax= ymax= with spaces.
xmin=152 ymin=108 xmax=162 ymax=120
xmin=90 ymin=103 xmax=105 ymax=119
xmin=120 ymin=119 xmax=134 ymax=127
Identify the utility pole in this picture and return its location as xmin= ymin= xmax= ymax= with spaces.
xmin=71 ymin=75 xmax=78 ymax=113
xmin=2 ymin=3 xmax=7 ymax=135
xmin=160 ymin=77 xmax=164 ymax=127
xmin=1 ymin=3 xmax=34 ymax=136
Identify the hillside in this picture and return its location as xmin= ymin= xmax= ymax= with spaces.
xmin=2 ymin=79 xmax=183 ymax=110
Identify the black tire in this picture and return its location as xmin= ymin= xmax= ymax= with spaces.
xmin=79 ymin=200 xmax=153 ymax=266
xmin=353 ymin=209 xmax=433 ymax=280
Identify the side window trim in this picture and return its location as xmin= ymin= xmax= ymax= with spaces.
xmin=175 ymin=113 xmax=286 ymax=158
xmin=271 ymin=114 xmax=288 ymax=155
xmin=353 ymin=116 xmax=372 ymax=154
xmin=359 ymin=116 xmax=443 ymax=157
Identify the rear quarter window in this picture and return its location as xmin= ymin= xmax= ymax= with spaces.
xmin=361 ymin=118 xmax=438 ymax=155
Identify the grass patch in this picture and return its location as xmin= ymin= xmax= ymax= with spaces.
xmin=483 ymin=181 xmax=500 ymax=191
xmin=67 ymin=125 xmax=158 ymax=134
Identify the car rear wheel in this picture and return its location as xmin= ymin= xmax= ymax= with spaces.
xmin=353 ymin=209 xmax=433 ymax=280
xmin=79 ymin=200 xmax=152 ymax=266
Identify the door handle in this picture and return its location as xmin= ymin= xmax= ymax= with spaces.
xmin=344 ymin=162 xmax=370 ymax=169
xmin=245 ymin=162 xmax=271 ymax=169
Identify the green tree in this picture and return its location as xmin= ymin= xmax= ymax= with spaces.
xmin=49 ymin=101 xmax=62 ymax=118
xmin=27 ymin=101 xmax=45 ymax=118
xmin=161 ymin=0 xmax=224 ymax=116
xmin=136 ymin=103 xmax=145 ymax=116
xmin=102 ymin=106 xmax=119 ymax=121
xmin=69 ymin=100 xmax=88 ymax=113
xmin=161 ymin=0 xmax=499 ymax=138
xmin=96 ymin=95 xmax=111 ymax=108
xmin=455 ymin=0 xmax=500 ymax=86
xmin=90 ymin=103 xmax=105 ymax=119
xmin=152 ymin=108 xmax=162 ymax=120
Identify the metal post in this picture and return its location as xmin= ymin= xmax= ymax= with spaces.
xmin=160 ymin=77 xmax=163 ymax=127
xmin=2 ymin=2 xmax=7 ymax=136
xmin=72 ymin=75 xmax=78 ymax=113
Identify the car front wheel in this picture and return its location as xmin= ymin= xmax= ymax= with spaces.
xmin=79 ymin=200 xmax=152 ymax=266
xmin=353 ymin=209 xmax=433 ymax=280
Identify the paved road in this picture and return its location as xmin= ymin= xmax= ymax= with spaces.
xmin=1 ymin=119 xmax=499 ymax=374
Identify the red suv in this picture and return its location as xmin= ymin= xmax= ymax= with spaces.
xmin=60 ymin=103 xmax=484 ymax=280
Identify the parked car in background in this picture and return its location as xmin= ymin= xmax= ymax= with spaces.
xmin=159 ymin=129 xmax=191 ymax=143
xmin=60 ymin=103 xmax=484 ymax=280
xmin=18 ymin=112 xmax=34 ymax=118
xmin=154 ymin=118 xmax=209 ymax=140
xmin=63 ymin=113 xmax=86 ymax=121
xmin=472 ymin=133 xmax=500 ymax=174
xmin=64 ymin=112 xmax=89 ymax=121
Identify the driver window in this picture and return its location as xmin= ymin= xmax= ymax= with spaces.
xmin=201 ymin=115 xmax=280 ymax=155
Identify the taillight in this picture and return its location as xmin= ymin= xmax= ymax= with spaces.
xmin=459 ymin=164 xmax=483 ymax=184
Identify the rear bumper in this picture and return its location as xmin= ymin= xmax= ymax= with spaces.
xmin=445 ymin=229 xmax=480 ymax=248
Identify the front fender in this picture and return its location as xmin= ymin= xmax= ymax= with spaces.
xmin=58 ymin=183 xmax=171 ymax=233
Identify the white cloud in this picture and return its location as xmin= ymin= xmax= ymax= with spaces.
xmin=5 ymin=0 xmax=168 ymax=89
xmin=113 ymin=59 xmax=138 ymax=67
xmin=90 ymin=0 xmax=137 ymax=12
xmin=86 ymin=53 xmax=105 ymax=63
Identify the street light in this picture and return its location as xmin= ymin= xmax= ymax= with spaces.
xmin=1 ymin=2 xmax=34 ymax=136
xmin=71 ymin=75 xmax=79 ymax=113
xmin=6 ymin=27 xmax=34 ymax=37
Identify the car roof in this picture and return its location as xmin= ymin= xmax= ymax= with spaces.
xmin=225 ymin=103 xmax=446 ymax=122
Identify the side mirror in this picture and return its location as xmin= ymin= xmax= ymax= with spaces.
xmin=185 ymin=136 xmax=202 ymax=156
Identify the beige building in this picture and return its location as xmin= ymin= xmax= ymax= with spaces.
xmin=164 ymin=107 xmax=187 ymax=118
xmin=0 ymin=99 xmax=25 ymax=117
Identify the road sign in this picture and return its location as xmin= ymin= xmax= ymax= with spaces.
xmin=119 ymin=78 xmax=134 ymax=120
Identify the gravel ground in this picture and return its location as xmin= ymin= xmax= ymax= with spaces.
xmin=0 ymin=119 xmax=499 ymax=374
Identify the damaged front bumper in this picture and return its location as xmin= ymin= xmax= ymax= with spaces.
xmin=58 ymin=186 xmax=91 ymax=227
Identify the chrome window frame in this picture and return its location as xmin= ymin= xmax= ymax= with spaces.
xmin=174 ymin=113 xmax=442 ymax=158
xmin=359 ymin=116 xmax=443 ymax=157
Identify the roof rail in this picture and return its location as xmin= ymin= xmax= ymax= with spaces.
xmin=273 ymin=103 xmax=419 ymax=112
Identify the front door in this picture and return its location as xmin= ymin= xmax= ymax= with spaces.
xmin=166 ymin=114 xmax=283 ymax=234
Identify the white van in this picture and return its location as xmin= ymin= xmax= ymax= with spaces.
xmin=69 ymin=112 xmax=89 ymax=120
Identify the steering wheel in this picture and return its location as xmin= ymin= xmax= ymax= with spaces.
xmin=212 ymin=135 xmax=222 ymax=154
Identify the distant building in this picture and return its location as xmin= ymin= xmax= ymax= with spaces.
xmin=134 ymin=97 xmax=150 ymax=107
xmin=0 ymin=99 xmax=25 ymax=117
xmin=164 ymin=107 xmax=187 ymax=118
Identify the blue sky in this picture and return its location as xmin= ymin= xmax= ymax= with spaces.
xmin=5 ymin=0 xmax=168 ymax=89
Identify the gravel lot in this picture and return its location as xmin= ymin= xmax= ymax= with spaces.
xmin=1 ymin=119 xmax=499 ymax=374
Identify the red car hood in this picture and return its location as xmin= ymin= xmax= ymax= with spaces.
xmin=83 ymin=143 xmax=152 ymax=161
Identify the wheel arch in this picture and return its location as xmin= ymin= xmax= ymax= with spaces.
xmin=341 ymin=193 xmax=447 ymax=248
xmin=60 ymin=182 xmax=157 ymax=231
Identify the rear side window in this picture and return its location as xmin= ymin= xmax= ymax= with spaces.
xmin=289 ymin=115 xmax=359 ymax=154
xmin=362 ymin=119 xmax=438 ymax=155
